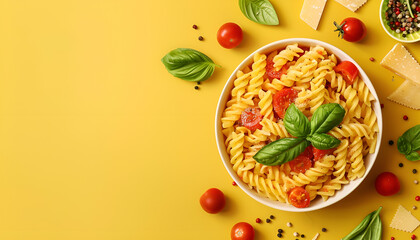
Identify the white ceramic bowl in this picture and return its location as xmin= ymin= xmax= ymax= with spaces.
xmin=215 ymin=38 xmax=383 ymax=212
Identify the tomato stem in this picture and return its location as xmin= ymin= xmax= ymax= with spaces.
xmin=333 ymin=21 xmax=346 ymax=39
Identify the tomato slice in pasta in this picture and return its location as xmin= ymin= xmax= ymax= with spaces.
xmin=240 ymin=107 xmax=263 ymax=131
xmin=272 ymin=88 xmax=299 ymax=119
xmin=289 ymin=187 xmax=310 ymax=208
xmin=334 ymin=61 xmax=359 ymax=85
xmin=266 ymin=55 xmax=289 ymax=80
xmin=289 ymin=155 xmax=312 ymax=174
xmin=312 ymin=146 xmax=335 ymax=161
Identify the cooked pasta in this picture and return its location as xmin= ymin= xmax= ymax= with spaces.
xmin=221 ymin=44 xmax=379 ymax=207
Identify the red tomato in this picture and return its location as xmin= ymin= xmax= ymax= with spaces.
xmin=240 ymin=107 xmax=263 ymax=131
xmin=266 ymin=55 xmax=290 ymax=80
xmin=231 ymin=222 xmax=255 ymax=240
xmin=312 ymin=146 xmax=335 ymax=161
xmin=199 ymin=188 xmax=225 ymax=213
xmin=334 ymin=61 xmax=359 ymax=85
xmin=375 ymin=172 xmax=400 ymax=196
xmin=288 ymin=187 xmax=310 ymax=208
xmin=289 ymin=155 xmax=312 ymax=174
xmin=335 ymin=17 xmax=367 ymax=42
xmin=272 ymin=88 xmax=299 ymax=119
xmin=301 ymin=145 xmax=314 ymax=159
xmin=217 ymin=23 xmax=243 ymax=49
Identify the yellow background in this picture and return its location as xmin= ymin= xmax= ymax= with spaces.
xmin=0 ymin=0 xmax=419 ymax=239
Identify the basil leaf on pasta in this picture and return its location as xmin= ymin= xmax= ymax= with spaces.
xmin=307 ymin=133 xmax=340 ymax=150
xmin=239 ymin=0 xmax=279 ymax=26
xmin=253 ymin=138 xmax=309 ymax=166
xmin=161 ymin=48 xmax=218 ymax=82
xmin=284 ymin=103 xmax=310 ymax=137
xmin=310 ymin=103 xmax=346 ymax=134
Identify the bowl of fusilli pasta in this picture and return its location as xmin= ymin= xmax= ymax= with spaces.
xmin=215 ymin=38 xmax=382 ymax=212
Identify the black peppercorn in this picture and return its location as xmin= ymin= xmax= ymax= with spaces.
xmin=198 ymin=36 xmax=204 ymax=41
xmin=399 ymin=163 xmax=404 ymax=167
xmin=413 ymin=169 xmax=418 ymax=174
xmin=270 ymin=215 xmax=275 ymax=219
xmin=266 ymin=219 xmax=271 ymax=223
xmin=322 ymin=228 xmax=327 ymax=232
xmin=389 ymin=140 xmax=394 ymax=145
xmin=194 ymin=86 xmax=199 ymax=90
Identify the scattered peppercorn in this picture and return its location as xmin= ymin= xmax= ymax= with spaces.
xmin=197 ymin=81 xmax=201 ymax=85
xmin=389 ymin=140 xmax=394 ymax=145
xmin=293 ymin=232 xmax=299 ymax=237
xmin=192 ymin=24 xmax=198 ymax=29
xmin=266 ymin=218 xmax=271 ymax=223
xmin=413 ymin=169 xmax=418 ymax=174
xmin=198 ymin=36 xmax=204 ymax=41
xmin=411 ymin=234 xmax=416 ymax=240
xmin=301 ymin=234 xmax=305 ymax=238
xmin=322 ymin=228 xmax=327 ymax=232
xmin=391 ymin=237 xmax=395 ymax=240
xmin=277 ymin=233 xmax=282 ymax=238
xmin=416 ymin=196 xmax=420 ymax=201
xmin=403 ymin=115 xmax=409 ymax=120
xmin=232 ymin=181 xmax=237 ymax=186
xmin=399 ymin=163 xmax=404 ymax=167
xmin=381 ymin=103 xmax=384 ymax=109
xmin=256 ymin=218 xmax=262 ymax=223
xmin=338 ymin=125 xmax=342 ymax=129
xmin=270 ymin=215 xmax=275 ymax=219
xmin=287 ymin=222 xmax=293 ymax=227
xmin=369 ymin=57 xmax=375 ymax=62
xmin=194 ymin=86 xmax=199 ymax=90
xmin=278 ymin=229 xmax=284 ymax=233
xmin=415 ymin=180 xmax=419 ymax=184
xmin=413 ymin=206 xmax=417 ymax=210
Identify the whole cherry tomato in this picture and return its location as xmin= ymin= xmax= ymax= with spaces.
xmin=199 ymin=188 xmax=225 ymax=213
xmin=217 ymin=23 xmax=243 ymax=49
xmin=334 ymin=17 xmax=367 ymax=42
xmin=231 ymin=222 xmax=255 ymax=240
xmin=375 ymin=172 xmax=400 ymax=196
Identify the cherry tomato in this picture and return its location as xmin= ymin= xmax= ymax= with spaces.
xmin=375 ymin=172 xmax=400 ymax=196
xmin=334 ymin=61 xmax=359 ymax=85
xmin=231 ymin=222 xmax=255 ymax=240
xmin=289 ymin=155 xmax=312 ymax=174
xmin=288 ymin=187 xmax=310 ymax=208
xmin=199 ymin=188 xmax=225 ymax=213
xmin=266 ymin=55 xmax=290 ymax=80
xmin=313 ymin=146 xmax=335 ymax=161
xmin=272 ymin=88 xmax=299 ymax=119
xmin=301 ymin=145 xmax=314 ymax=159
xmin=240 ymin=107 xmax=263 ymax=131
xmin=335 ymin=17 xmax=367 ymax=42
xmin=217 ymin=23 xmax=243 ymax=49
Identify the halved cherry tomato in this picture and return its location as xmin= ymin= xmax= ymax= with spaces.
xmin=289 ymin=155 xmax=312 ymax=174
xmin=312 ymin=146 xmax=335 ymax=161
xmin=289 ymin=187 xmax=310 ymax=208
xmin=272 ymin=88 xmax=299 ymax=119
xmin=266 ymin=55 xmax=290 ymax=80
xmin=240 ymin=107 xmax=263 ymax=131
xmin=231 ymin=222 xmax=255 ymax=240
xmin=300 ymin=145 xmax=314 ymax=159
xmin=334 ymin=61 xmax=359 ymax=85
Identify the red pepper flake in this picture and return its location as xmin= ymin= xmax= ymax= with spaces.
xmin=369 ymin=57 xmax=375 ymax=62
xmin=411 ymin=234 xmax=416 ymax=240
xmin=256 ymin=218 xmax=262 ymax=223
xmin=232 ymin=181 xmax=237 ymax=186
xmin=416 ymin=196 xmax=420 ymax=201
xmin=403 ymin=115 xmax=409 ymax=121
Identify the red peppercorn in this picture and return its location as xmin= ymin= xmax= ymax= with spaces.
xmin=395 ymin=22 xmax=400 ymax=26
xmin=401 ymin=27 xmax=406 ymax=31
xmin=416 ymin=196 xmax=420 ymax=201
xmin=412 ymin=234 xmax=416 ymax=240
xmin=403 ymin=115 xmax=409 ymax=120
xmin=192 ymin=24 xmax=198 ymax=29
xmin=369 ymin=57 xmax=375 ymax=62
xmin=256 ymin=218 xmax=262 ymax=223
xmin=232 ymin=181 xmax=237 ymax=186
xmin=381 ymin=103 xmax=384 ymax=108
xmin=396 ymin=10 xmax=401 ymax=15
xmin=391 ymin=237 xmax=395 ymax=240
xmin=416 ymin=6 xmax=420 ymax=12
xmin=415 ymin=14 xmax=418 ymax=18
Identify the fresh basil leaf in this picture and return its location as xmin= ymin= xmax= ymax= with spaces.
xmin=400 ymin=125 xmax=420 ymax=151
xmin=397 ymin=136 xmax=412 ymax=155
xmin=253 ymin=138 xmax=309 ymax=166
xmin=306 ymin=133 xmax=340 ymax=150
xmin=310 ymin=103 xmax=346 ymax=134
xmin=239 ymin=0 xmax=279 ymax=26
xmin=342 ymin=212 xmax=374 ymax=240
xmin=406 ymin=151 xmax=420 ymax=161
xmin=342 ymin=207 xmax=382 ymax=240
xmin=161 ymin=48 xmax=218 ymax=82
xmin=284 ymin=103 xmax=310 ymax=137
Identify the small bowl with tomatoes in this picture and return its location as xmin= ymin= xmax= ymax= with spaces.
xmin=215 ymin=38 xmax=383 ymax=212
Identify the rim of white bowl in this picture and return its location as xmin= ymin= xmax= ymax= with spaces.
xmin=215 ymin=38 xmax=383 ymax=212
xmin=379 ymin=0 xmax=420 ymax=43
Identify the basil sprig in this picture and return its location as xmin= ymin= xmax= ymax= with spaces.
xmin=239 ymin=0 xmax=279 ymax=26
xmin=254 ymin=103 xmax=345 ymax=166
xmin=397 ymin=124 xmax=420 ymax=161
xmin=161 ymin=48 xmax=219 ymax=82
xmin=342 ymin=207 xmax=382 ymax=240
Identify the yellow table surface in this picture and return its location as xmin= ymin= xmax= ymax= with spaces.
xmin=0 ymin=0 xmax=419 ymax=239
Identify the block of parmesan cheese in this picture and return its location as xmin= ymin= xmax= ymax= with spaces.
xmin=381 ymin=43 xmax=420 ymax=85
xmin=335 ymin=0 xmax=367 ymax=12
xmin=300 ymin=0 xmax=327 ymax=30
xmin=390 ymin=205 xmax=420 ymax=232
xmin=388 ymin=80 xmax=420 ymax=110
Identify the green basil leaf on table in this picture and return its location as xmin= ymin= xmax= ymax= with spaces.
xmin=310 ymin=103 xmax=346 ymax=134
xmin=161 ymin=48 xmax=219 ymax=82
xmin=406 ymin=151 xmax=420 ymax=161
xmin=342 ymin=207 xmax=382 ymax=240
xmin=284 ymin=103 xmax=310 ymax=137
xmin=397 ymin=136 xmax=412 ymax=155
xmin=399 ymin=124 xmax=420 ymax=151
xmin=253 ymin=138 xmax=310 ymax=166
xmin=397 ymin=124 xmax=420 ymax=161
xmin=238 ymin=0 xmax=279 ymax=26
xmin=306 ymin=133 xmax=341 ymax=150
xmin=341 ymin=211 xmax=374 ymax=240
